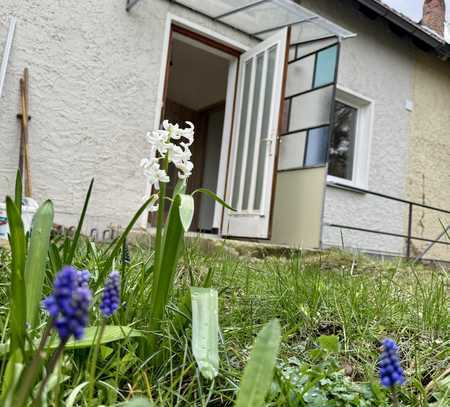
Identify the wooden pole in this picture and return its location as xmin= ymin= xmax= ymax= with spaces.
xmin=19 ymin=68 xmax=32 ymax=197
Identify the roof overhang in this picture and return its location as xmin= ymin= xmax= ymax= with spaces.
xmin=155 ymin=0 xmax=355 ymax=43
xmin=356 ymin=0 xmax=450 ymax=59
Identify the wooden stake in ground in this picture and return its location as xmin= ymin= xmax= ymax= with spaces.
xmin=18 ymin=67 xmax=32 ymax=197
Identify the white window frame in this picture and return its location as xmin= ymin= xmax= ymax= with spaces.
xmin=327 ymin=85 xmax=374 ymax=190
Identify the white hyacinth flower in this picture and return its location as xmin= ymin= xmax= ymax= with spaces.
xmin=146 ymin=130 xmax=171 ymax=156
xmin=141 ymin=158 xmax=170 ymax=190
xmin=143 ymin=120 xmax=195 ymax=188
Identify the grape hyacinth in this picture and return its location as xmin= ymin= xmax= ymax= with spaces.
xmin=42 ymin=266 xmax=92 ymax=341
xmin=99 ymin=271 xmax=121 ymax=318
xmin=379 ymin=338 xmax=405 ymax=388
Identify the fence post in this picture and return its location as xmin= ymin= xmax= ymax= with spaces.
xmin=406 ymin=203 xmax=413 ymax=259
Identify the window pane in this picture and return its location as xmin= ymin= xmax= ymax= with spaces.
xmin=242 ymin=52 xmax=264 ymax=210
xmin=232 ymin=59 xmax=253 ymax=209
xmin=278 ymin=131 xmax=307 ymax=171
xmin=304 ymin=126 xmax=329 ymax=166
xmin=328 ymin=101 xmax=357 ymax=180
xmin=289 ymin=85 xmax=333 ymax=132
xmin=286 ymin=54 xmax=315 ymax=97
xmin=254 ymin=45 xmax=277 ymax=210
xmin=313 ymin=45 xmax=337 ymax=88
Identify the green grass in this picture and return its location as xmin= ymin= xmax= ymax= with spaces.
xmin=1 ymin=239 xmax=449 ymax=406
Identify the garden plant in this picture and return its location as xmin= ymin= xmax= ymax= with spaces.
xmin=0 ymin=121 xmax=448 ymax=406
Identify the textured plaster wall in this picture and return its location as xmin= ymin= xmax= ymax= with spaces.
xmin=302 ymin=0 xmax=415 ymax=255
xmin=0 ymin=0 xmax=254 ymax=235
xmin=406 ymin=51 xmax=450 ymax=260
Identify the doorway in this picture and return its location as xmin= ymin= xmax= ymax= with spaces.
xmin=159 ymin=27 xmax=239 ymax=233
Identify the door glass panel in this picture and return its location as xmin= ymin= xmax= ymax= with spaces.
xmin=232 ymin=59 xmax=253 ymax=209
xmin=254 ymin=45 xmax=277 ymax=210
xmin=242 ymin=52 xmax=264 ymax=210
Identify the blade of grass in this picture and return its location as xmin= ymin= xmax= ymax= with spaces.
xmin=65 ymin=178 xmax=94 ymax=264
xmin=95 ymin=195 xmax=157 ymax=289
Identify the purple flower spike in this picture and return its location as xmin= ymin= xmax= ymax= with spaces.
xmin=379 ymin=338 xmax=405 ymax=388
xmin=100 ymin=271 xmax=121 ymax=318
xmin=42 ymin=266 xmax=92 ymax=341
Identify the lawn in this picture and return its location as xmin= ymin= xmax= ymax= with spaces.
xmin=1 ymin=236 xmax=449 ymax=406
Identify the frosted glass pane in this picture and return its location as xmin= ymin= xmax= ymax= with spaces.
xmin=305 ymin=126 xmax=330 ymax=166
xmin=221 ymin=1 xmax=312 ymax=34
xmin=242 ymin=52 xmax=264 ymax=210
xmin=314 ymin=46 xmax=337 ymax=87
xmin=280 ymin=98 xmax=290 ymax=134
xmin=290 ymin=20 xmax=333 ymax=43
xmin=296 ymin=38 xmax=338 ymax=58
xmin=285 ymin=55 xmax=314 ymax=97
xmin=254 ymin=46 xmax=276 ymax=210
xmin=289 ymin=85 xmax=333 ymax=132
xmin=175 ymin=0 xmax=257 ymax=18
xmin=232 ymin=59 xmax=253 ymax=209
xmin=278 ymin=132 xmax=307 ymax=170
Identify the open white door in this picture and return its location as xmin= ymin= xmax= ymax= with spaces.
xmin=222 ymin=28 xmax=289 ymax=239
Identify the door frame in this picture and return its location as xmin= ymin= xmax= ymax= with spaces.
xmin=141 ymin=13 xmax=250 ymax=230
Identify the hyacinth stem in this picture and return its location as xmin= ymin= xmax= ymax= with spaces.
xmin=13 ymin=320 xmax=53 ymax=407
xmin=31 ymin=338 xmax=67 ymax=407
xmin=148 ymin=155 xmax=169 ymax=353
xmin=153 ymin=155 xmax=169 ymax=283
xmin=391 ymin=389 xmax=400 ymax=407
xmin=88 ymin=320 xmax=106 ymax=405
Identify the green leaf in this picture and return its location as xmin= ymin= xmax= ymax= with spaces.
xmin=121 ymin=397 xmax=155 ymax=407
xmin=235 ymin=319 xmax=281 ymax=407
xmin=24 ymin=200 xmax=54 ymax=327
xmin=65 ymin=178 xmax=94 ymax=264
xmin=318 ymin=335 xmax=340 ymax=353
xmin=14 ymin=170 xmax=22 ymax=216
xmin=191 ymin=287 xmax=219 ymax=380
xmin=46 ymin=326 xmax=143 ymax=350
xmin=100 ymin=345 xmax=114 ymax=359
xmin=179 ymin=194 xmax=194 ymax=232
xmin=192 ymin=188 xmax=235 ymax=211
xmin=148 ymin=194 xmax=185 ymax=350
xmin=5 ymin=197 xmax=27 ymax=358
xmin=0 ymin=351 xmax=22 ymax=405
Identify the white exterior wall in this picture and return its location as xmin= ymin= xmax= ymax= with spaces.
xmin=0 ymin=0 xmax=254 ymax=235
xmin=302 ymin=0 xmax=415 ymax=255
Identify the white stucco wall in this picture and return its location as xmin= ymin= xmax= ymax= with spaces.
xmin=302 ymin=0 xmax=415 ymax=255
xmin=0 ymin=0 xmax=254 ymax=235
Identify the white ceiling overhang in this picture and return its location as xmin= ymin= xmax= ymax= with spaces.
xmin=164 ymin=0 xmax=356 ymax=42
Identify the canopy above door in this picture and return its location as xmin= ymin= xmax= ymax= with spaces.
xmin=163 ymin=0 xmax=355 ymax=42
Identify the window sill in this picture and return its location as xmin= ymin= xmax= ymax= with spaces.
xmin=326 ymin=178 xmax=368 ymax=194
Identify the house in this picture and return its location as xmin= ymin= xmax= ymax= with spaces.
xmin=1 ymin=0 xmax=449 ymax=260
